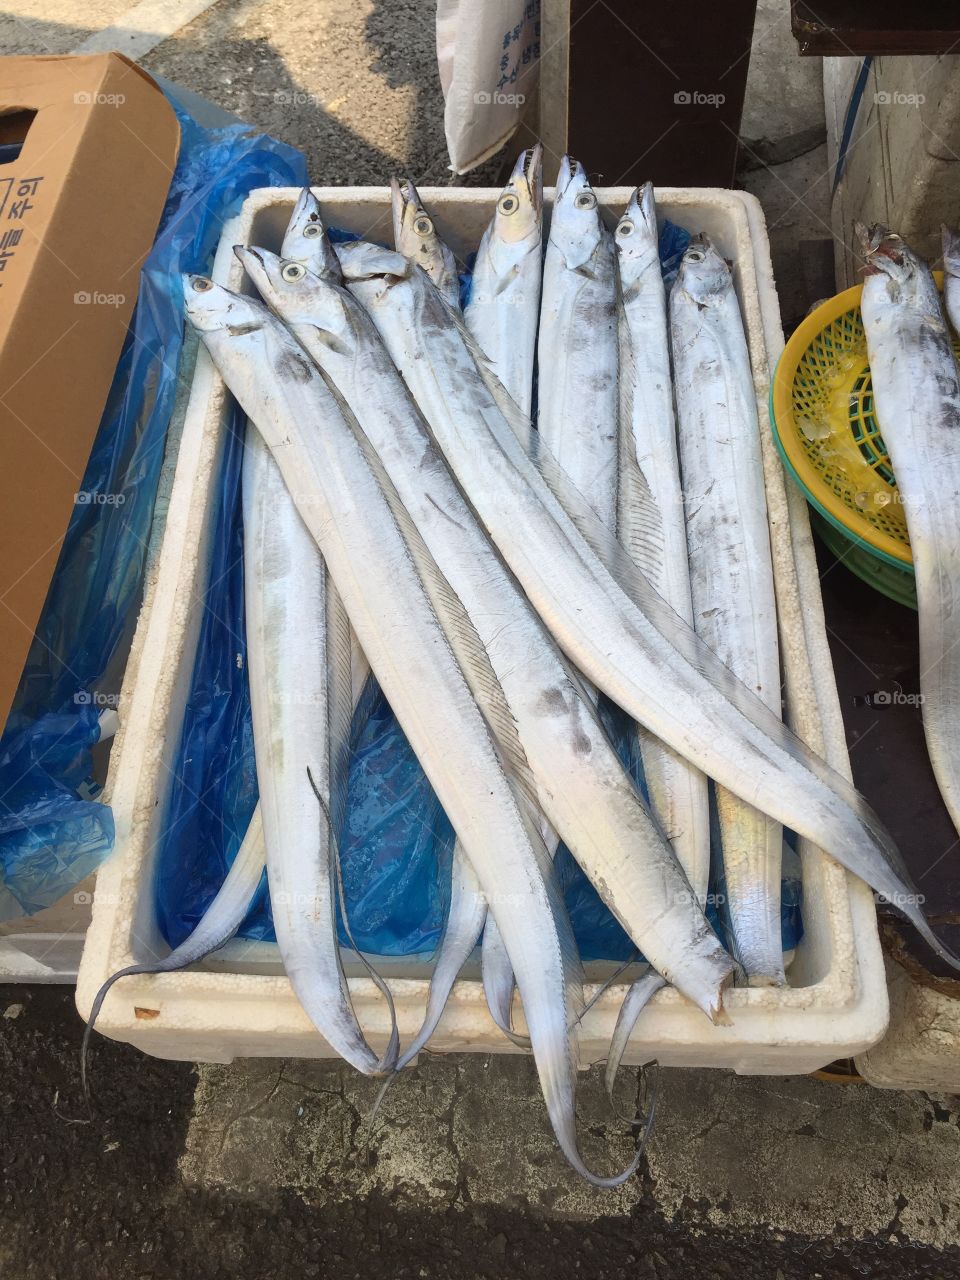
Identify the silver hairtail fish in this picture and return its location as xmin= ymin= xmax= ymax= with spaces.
xmin=670 ymin=235 xmax=785 ymax=986
xmin=860 ymin=222 xmax=960 ymax=844
xmin=464 ymin=144 xmax=543 ymax=418
xmin=331 ymin=239 xmax=960 ymax=976
xmin=391 ymin=176 xmax=460 ymax=306
xmin=184 ymin=274 xmax=642 ymax=1187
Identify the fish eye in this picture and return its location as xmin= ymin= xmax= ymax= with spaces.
xmin=413 ymin=214 xmax=434 ymax=237
xmin=574 ymin=191 xmax=597 ymax=211
xmin=302 ymin=223 xmax=322 ymax=239
xmin=281 ymin=261 xmax=307 ymax=282
xmin=498 ymin=193 xmax=519 ymax=215
xmin=617 ymin=218 xmax=635 ymax=237
xmin=191 ymin=276 xmax=213 ymax=292
xmin=685 ymin=249 xmax=705 ymax=263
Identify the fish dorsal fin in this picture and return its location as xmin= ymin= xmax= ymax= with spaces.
xmin=319 ymin=367 xmax=545 ymax=827
xmin=614 ymin=305 xmax=668 ymax=583
xmin=321 ymin=361 xmax=588 ymax=1020
xmin=473 ymin=320 xmax=667 ymax=587
xmin=436 ymin=288 xmax=938 ymax=940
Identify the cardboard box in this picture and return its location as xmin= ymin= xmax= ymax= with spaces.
xmin=0 ymin=54 xmax=179 ymax=729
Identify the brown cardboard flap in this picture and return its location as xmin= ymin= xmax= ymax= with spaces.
xmin=0 ymin=54 xmax=179 ymax=728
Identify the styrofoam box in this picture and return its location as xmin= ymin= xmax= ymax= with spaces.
xmin=75 ymin=185 xmax=889 ymax=1071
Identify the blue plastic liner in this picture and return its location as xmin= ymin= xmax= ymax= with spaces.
xmin=157 ymin=212 xmax=802 ymax=959
xmin=0 ymin=89 xmax=307 ymax=921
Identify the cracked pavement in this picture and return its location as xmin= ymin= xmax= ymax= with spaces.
xmin=6 ymin=988 xmax=960 ymax=1278
xmin=181 ymin=1052 xmax=960 ymax=1245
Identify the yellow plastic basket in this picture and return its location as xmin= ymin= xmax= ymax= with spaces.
xmin=770 ymin=273 xmax=959 ymax=607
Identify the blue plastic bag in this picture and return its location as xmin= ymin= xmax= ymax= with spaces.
xmin=0 ymin=88 xmax=307 ymax=921
xmin=157 ymin=211 xmax=802 ymax=960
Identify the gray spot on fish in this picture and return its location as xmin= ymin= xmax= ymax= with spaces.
xmin=275 ymin=348 xmax=314 ymax=383
xmin=536 ymin=686 xmax=568 ymax=716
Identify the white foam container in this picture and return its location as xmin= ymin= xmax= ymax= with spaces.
xmin=75 ymin=185 xmax=889 ymax=1071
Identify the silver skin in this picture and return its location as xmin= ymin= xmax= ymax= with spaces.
xmin=464 ymin=145 xmax=543 ymax=418
xmin=184 ymin=277 xmax=639 ymax=1188
xmin=616 ymin=183 xmax=710 ymax=905
xmin=670 ymin=237 xmax=785 ymax=986
xmin=537 ymin=156 xmax=619 ymax=529
xmin=491 ymin=154 xmax=609 ymax=1037
xmin=332 ymin=241 xmax=960 ymax=976
xmin=942 ymin=224 xmax=960 ymax=336
xmin=860 ymin=223 xmax=960 ymax=844
xmin=243 ymin=418 xmax=396 ymax=1075
xmin=237 ymin=245 xmax=732 ymax=1024
xmin=397 ymin=851 xmax=489 ymax=1068
xmin=273 ymin=201 xmax=495 ymax=1062
xmin=391 ymin=176 xmax=460 ymax=307
xmin=414 ymin=145 xmax=547 ymax=1029
xmin=212 ymin=197 xmax=358 ymax=1033
xmin=234 ymin=190 xmax=391 ymax=1072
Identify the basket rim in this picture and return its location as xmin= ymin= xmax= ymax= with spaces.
xmin=768 ymin=279 xmax=947 ymax=571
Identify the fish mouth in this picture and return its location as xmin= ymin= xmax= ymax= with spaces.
xmin=235 ymin=245 xmax=265 ymax=270
xmin=512 ymin=143 xmax=544 ymax=213
xmin=622 ymin=180 xmax=655 ymax=234
xmin=683 ymin=233 xmax=712 ymax=263
xmin=391 ymin=174 xmax=447 ymax=259
xmin=289 ymin=186 xmax=323 ymax=235
xmin=391 ymin=175 xmax=431 ymax=238
xmin=856 ymin=220 xmax=904 ymax=266
xmin=390 ymin=174 xmax=412 ymax=224
xmin=555 ymin=153 xmax=584 ymax=201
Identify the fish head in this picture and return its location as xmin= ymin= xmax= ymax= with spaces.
xmin=857 ymin=223 xmax=941 ymax=315
xmin=614 ymin=182 xmax=659 ymax=280
xmin=942 ymin=224 xmax=960 ymax=281
xmin=492 ymin=144 xmax=543 ymax=248
xmin=235 ymin=245 xmax=351 ymax=339
xmin=280 ymin=188 xmax=342 ymax=282
xmin=337 ymin=240 xmax=411 ymax=282
xmin=673 ymin=235 xmax=730 ymax=306
xmin=855 ymin=222 xmax=919 ymax=285
xmin=182 ymin=273 xmax=266 ymax=339
xmin=391 ymin=176 xmax=459 ymax=299
xmin=549 ymin=155 xmax=606 ymax=268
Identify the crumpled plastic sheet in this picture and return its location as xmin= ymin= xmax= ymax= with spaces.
xmin=157 ymin=211 xmax=803 ymax=961
xmin=0 ymin=90 xmax=307 ymax=921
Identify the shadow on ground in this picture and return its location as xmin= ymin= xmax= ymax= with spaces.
xmin=3 ymin=986 xmax=960 ymax=1280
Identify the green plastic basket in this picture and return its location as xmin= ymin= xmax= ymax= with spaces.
xmin=810 ymin=510 xmax=917 ymax=610
xmin=770 ymin=277 xmax=959 ymax=610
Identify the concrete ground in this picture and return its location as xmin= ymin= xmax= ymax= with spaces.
xmin=5 ymin=986 xmax=960 ymax=1280
xmin=2 ymin=0 xmax=958 ymax=1275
